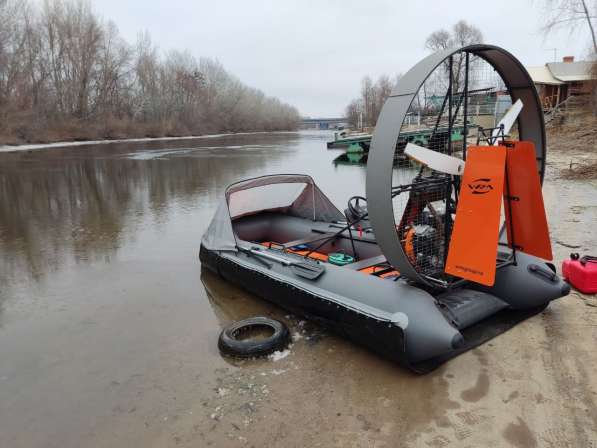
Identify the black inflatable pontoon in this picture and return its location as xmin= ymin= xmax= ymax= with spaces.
xmin=199 ymin=45 xmax=570 ymax=373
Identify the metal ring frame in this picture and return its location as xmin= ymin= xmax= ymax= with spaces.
xmin=365 ymin=44 xmax=546 ymax=287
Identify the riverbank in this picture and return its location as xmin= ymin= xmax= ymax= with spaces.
xmin=0 ymin=131 xmax=297 ymax=153
xmin=548 ymin=110 xmax=597 ymax=179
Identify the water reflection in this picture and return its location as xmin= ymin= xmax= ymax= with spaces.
xmin=201 ymin=268 xmax=280 ymax=327
xmin=332 ymin=152 xmax=368 ymax=166
xmin=0 ymin=133 xmax=299 ymax=288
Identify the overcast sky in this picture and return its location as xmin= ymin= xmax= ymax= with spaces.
xmin=93 ymin=0 xmax=591 ymax=117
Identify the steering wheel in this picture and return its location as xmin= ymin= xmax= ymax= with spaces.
xmin=347 ymin=196 xmax=368 ymax=220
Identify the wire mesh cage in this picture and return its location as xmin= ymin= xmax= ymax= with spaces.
xmin=390 ymin=50 xmax=517 ymax=285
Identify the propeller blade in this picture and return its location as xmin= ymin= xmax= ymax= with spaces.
xmin=445 ymin=145 xmax=507 ymax=286
xmin=404 ymin=143 xmax=465 ymax=175
xmin=492 ymin=99 xmax=523 ymax=144
xmin=404 ymin=99 xmax=523 ymax=175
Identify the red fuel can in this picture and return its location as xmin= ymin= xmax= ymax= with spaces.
xmin=562 ymin=254 xmax=597 ymax=294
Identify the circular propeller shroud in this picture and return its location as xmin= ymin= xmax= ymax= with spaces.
xmin=366 ymin=44 xmax=546 ymax=288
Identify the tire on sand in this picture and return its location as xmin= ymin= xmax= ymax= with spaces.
xmin=218 ymin=316 xmax=290 ymax=358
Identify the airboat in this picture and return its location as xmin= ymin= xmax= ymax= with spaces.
xmin=200 ymin=44 xmax=570 ymax=372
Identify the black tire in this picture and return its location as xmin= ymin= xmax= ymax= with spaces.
xmin=218 ymin=316 xmax=290 ymax=358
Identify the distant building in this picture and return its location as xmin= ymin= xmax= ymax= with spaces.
xmin=527 ymin=56 xmax=594 ymax=110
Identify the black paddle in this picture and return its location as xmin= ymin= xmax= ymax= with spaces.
xmin=239 ymin=246 xmax=325 ymax=280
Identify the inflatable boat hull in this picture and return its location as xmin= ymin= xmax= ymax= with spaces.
xmin=200 ymin=245 xmax=568 ymax=373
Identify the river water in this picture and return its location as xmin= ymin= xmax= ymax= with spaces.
xmin=0 ymin=131 xmax=366 ymax=289
xmin=0 ymin=131 xmax=389 ymax=447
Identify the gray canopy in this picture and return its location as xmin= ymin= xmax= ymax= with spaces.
xmin=201 ymin=174 xmax=344 ymax=251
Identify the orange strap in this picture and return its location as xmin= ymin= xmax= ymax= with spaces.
xmin=445 ymin=146 xmax=506 ymax=286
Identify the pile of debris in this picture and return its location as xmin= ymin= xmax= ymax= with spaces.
xmin=561 ymin=162 xmax=597 ymax=179
xmin=548 ymin=109 xmax=597 ymax=179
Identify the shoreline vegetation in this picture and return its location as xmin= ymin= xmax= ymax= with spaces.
xmin=0 ymin=0 xmax=300 ymax=146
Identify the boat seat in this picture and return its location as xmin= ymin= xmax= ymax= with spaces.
xmin=283 ymin=232 xmax=336 ymax=249
xmin=345 ymin=254 xmax=387 ymax=270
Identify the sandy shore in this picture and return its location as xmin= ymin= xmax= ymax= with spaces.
xmin=182 ymin=148 xmax=597 ymax=448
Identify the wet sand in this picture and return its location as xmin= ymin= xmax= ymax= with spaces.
xmin=0 ymin=131 xmax=596 ymax=447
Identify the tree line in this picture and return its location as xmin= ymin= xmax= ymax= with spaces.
xmin=0 ymin=0 xmax=300 ymax=145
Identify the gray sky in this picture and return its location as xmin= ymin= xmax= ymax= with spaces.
xmin=94 ymin=0 xmax=591 ymax=117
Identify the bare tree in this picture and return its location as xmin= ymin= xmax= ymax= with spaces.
xmin=591 ymin=61 xmax=597 ymax=113
xmin=425 ymin=29 xmax=451 ymax=51
xmin=538 ymin=1 xmax=597 ymax=114
xmin=451 ymin=20 xmax=484 ymax=47
xmin=344 ymin=74 xmax=399 ymax=129
xmin=539 ymin=0 xmax=597 ymax=55
xmin=360 ymin=76 xmax=374 ymax=127
xmin=372 ymin=75 xmax=393 ymax=121
xmin=425 ymin=20 xmax=483 ymax=95
xmin=345 ymin=99 xmax=361 ymax=129
xmin=93 ymin=20 xmax=132 ymax=118
xmin=425 ymin=20 xmax=483 ymax=52
xmin=0 ymin=0 xmax=299 ymax=144
xmin=0 ymin=0 xmax=28 ymax=106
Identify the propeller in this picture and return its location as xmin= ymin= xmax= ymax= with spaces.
xmin=404 ymin=99 xmax=524 ymax=175
xmin=404 ymin=143 xmax=465 ymax=175
xmin=400 ymin=99 xmax=551 ymax=287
